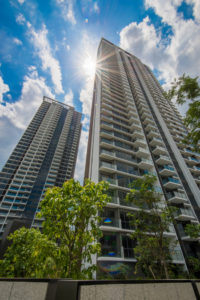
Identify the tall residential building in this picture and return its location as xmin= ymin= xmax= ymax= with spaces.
xmin=0 ymin=96 xmax=82 ymax=239
xmin=85 ymin=38 xmax=200 ymax=277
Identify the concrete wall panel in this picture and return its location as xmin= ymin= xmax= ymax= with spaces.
xmin=10 ymin=282 xmax=48 ymax=300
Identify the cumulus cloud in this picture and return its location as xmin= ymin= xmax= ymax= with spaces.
xmin=18 ymin=0 xmax=25 ymax=4
xmin=0 ymin=68 xmax=54 ymax=129
xmin=13 ymin=38 xmax=22 ymax=45
xmin=120 ymin=0 xmax=200 ymax=89
xmin=56 ymin=0 xmax=76 ymax=25
xmin=0 ymin=75 xmax=9 ymax=103
xmin=28 ymin=24 xmax=64 ymax=94
xmin=16 ymin=13 xmax=26 ymax=25
xmin=64 ymin=89 xmax=74 ymax=106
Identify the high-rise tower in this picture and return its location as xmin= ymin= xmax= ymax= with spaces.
xmin=0 ymin=96 xmax=82 ymax=239
xmin=85 ymin=38 xmax=200 ymax=277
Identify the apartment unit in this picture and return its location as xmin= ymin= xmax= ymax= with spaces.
xmin=0 ymin=96 xmax=82 ymax=239
xmin=85 ymin=38 xmax=200 ymax=277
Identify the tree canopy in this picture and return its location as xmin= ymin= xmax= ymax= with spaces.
xmin=126 ymin=175 xmax=178 ymax=279
xmin=0 ymin=179 xmax=110 ymax=279
xmin=163 ymin=74 xmax=200 ymax=152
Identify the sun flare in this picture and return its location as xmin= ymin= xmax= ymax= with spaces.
xmin=82 ymin=55 xmax=96 ymax=78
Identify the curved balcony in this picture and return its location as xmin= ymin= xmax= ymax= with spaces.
xmin=132 ymin=130 xmax=144 ymax=139
xmin=155 ymin=155 xmax=171 ymax=165
xmin=152 ymin=146 xmax=167 ymax=156
xmin=175 ymin=208 xmax=196 ymax=221
xmin=166 ymin=191 xmax=188 ymax=204
xmin=149 ymin=137 xmax=163 ymax=147
xmin=162 ymin=177 xmax=181 ymax=189
xmin=159 ymin=165 xmax=176 ymax=176
xmin=135 ymin=147 xmax=149 ymax=158
xmin=138 ymin=158 xmax=154 ymax=169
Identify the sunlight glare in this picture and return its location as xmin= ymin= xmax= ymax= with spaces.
xmin=82 ymin=55 xmax=96 ymax=78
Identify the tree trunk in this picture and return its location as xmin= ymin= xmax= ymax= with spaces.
xmin=149 ymin=265 xmax=156 ymax=279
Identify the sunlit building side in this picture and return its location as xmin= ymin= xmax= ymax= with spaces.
xmin=85 ymin=38 xmax=200 ymax=278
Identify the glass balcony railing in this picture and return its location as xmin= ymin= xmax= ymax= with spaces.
xmin=139 ymin=158 xmax=153 ymax=165
xmin=167 ymin=191 xmax=187 ymax=200
xmin=101 ymin=149 xmax=114 ymax=156
xmin=163 ymin=177 xmax=180 ymax=184
xmin=176 ymin=208 xmax=194 ymax=218
xmin=101 ymin=138 xmax=113 ymax=145
xmin=191 ymin=157 xmax=200 ymax=163
xmin=101 ymin=176 xmax=117 ymax=185
xmin=100 ymin=161 xmax=116 ymax=170
xmin=161 ymin=165 xmax=175 ymax=172
xmin=171 ymin=249 xmax=184 ymax=261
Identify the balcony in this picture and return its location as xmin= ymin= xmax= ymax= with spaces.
xmin=155 ymin=155 xmax=171 ymax=165
xmin=149 ymin=137 xmax=163 ymax=147
xmin=167 ymin=192 xmax=188 ymax=204
xmin=100 ymin=121 xmax=113 ymax=131
xmin=100 ymin=161 xmax=116 ymax=173
xmin=142 ymin=117 xmax=155 ymax=125
xmin=100 ymin=138 xmax=114 ymax=149
xmin=145 ymin=123 xmax=157 ymax=131
xmin=138 ymin=158 xmax=154 ymax=169
xmin=184 ymin=156 xmax=200 ymax=165
xmin=133 ymin=138 xmax=147 ymax=147
xmin=100 ymin=176 xmax=117 ymax=186
xmin=162 ymin=177 xmax=181 ymax=189
xmin=135 ymin=147 xmax=149 ymax=158
xmin=147 ymin=130 xmax=160 ymax=139
xmin=100 ymin=149 xmax=115 ymax=159
xmin=100 ymin=129 xmax=114 ymax=139
xmin=132 ymin=130 xmax=144 ymax=139
xmin=159 ymin=165 xmax=176 ymax=176
xmin=177 ymin=223 xmax=199 ymax=241
xmin=130 ymin=122 xmax=142 ymax=131
xmin=175 ymin=208 xmax=196 ymax=221
xmin=152 ymin=146 xmax=167 ymax=156
xmin=190 ymin=166 xmax=200 ymax=175
xmin=171 ymin=249 xmax=185 ymax=263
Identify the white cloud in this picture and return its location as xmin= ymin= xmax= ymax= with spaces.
xmin=0 ymin=68 xmax=54 ymax=129
xmin=56 ymin=0 xmax=76 ymax=25
xmin=18 ymin=0 xmax=25 ymax=4
xmin=64 ymin=89 xmax=74 ymax=106
xmin=120 ymin=1 xmax=200 ymax=90
xmin=16 ymin=13 xmax=26 ymax=25
xmin=74 ymin=129 xmax=88 ymax=184
xmin=0 ymin=75 xmax=9 ymax=103
xmin=28 ymin=24 xmax=64 ymax=94
xmin=93 ymin=2 xmax=100 ymax=13
xmin=66 ymin=44 xmax=70 ymax=51
xmin=13 ymin=38 xmax=22 ymax=45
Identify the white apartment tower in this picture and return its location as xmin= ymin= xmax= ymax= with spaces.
xmin=85 ymin=38 xmax=200 ymax=277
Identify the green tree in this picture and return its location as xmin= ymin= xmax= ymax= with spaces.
xmin=126 ymin=175 xmax=177 ymax=279
xmin=163 ymin=74 xmax=200 ymax=152
xmin=0 ymin=227 xmax=60 ymax=278
xmin=0 ymin=179 xmax=110 ymax=279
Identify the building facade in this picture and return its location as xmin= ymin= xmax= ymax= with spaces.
xmin=0 ymin=96 xmax=82 ymax=239
xmin=85 ymin=38 xmax=200 ymax=277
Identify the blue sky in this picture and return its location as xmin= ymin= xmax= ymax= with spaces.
xmin=0 ymin=0 xmax=200 ymax=182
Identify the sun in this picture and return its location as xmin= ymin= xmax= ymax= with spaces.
xmin=82 ymin=55 xmax=96 ymax=78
